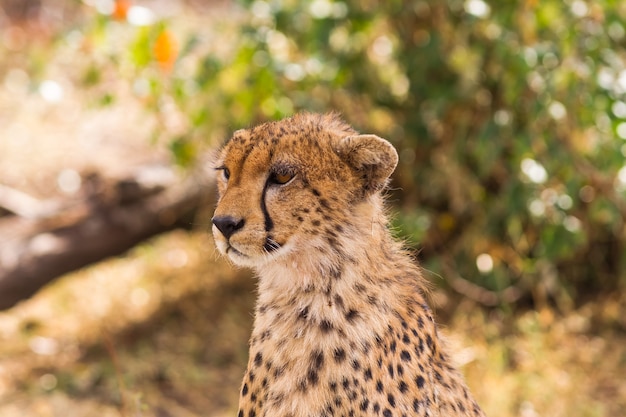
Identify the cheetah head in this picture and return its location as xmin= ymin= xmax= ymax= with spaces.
xmin=211 ymin=113 xmax=398 ymax=268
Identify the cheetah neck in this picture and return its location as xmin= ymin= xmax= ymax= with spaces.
xmin=252 ymin=202 xmax=426 ymax=349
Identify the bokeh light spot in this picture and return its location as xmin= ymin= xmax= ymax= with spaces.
xmin=39 ymin=80 xmax=64 ymax=103
xmin=521 ymin=158 xmax=548 ymax=184
xmin=548 ymin=101 xmax=567 ymax=120
xmin=464 ymin=0 xmax=490 ymax=18
xmin=57 ymin=169 xmax=82 ymax=195
xmin=127 ymin=6 xmax=155 ymax=26
xmin=476 ymin=253 xmax=494 ymax=274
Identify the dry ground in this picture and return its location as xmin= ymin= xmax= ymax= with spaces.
xmin=0 ymin=1 xmax=625 ymax=416
xmin=0 ymin=230 xmax=624 ymax=417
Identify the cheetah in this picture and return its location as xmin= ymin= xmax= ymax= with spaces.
xmin=211 ymin=113 xmax=485 ymax=417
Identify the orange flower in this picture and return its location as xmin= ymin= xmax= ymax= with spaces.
xmin=113 ymin=0 xmax=131 ymax=20
xmin=153 ymin=29 xmax=178 ymax=72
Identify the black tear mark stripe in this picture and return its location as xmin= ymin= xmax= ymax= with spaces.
xmin=261 ymin=177 xmax=274 ymax=232
xmin=259 ymin=144 xmax=276 ymax=234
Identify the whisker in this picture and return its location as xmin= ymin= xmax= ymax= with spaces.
xmin=263 ymin=237 xmax=281 ymax=253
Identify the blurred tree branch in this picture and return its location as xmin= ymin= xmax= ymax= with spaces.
xmin=441 ymin=257 xmax=524 ymax=307
xmin=0 ymin=184 xmax=61 ymax=219
xmin=0 ymin=166 xmax=214 ymax=310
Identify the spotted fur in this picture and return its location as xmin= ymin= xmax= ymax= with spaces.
xmin=212 ymin=113 xmax=485 ymax=417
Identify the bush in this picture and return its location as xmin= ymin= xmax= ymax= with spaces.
xmin=52 ymin=0 xmax=626 ymax=308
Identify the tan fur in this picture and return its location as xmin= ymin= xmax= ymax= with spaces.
xmin=212 ymin=113 xmax=485 ymax=417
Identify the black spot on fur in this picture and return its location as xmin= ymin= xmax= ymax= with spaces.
xmin=342 ymin=377 xmax=350 ymax=390
xmin=334 ymin=348 xmax=346 ymax=363
xmin=298 ymin=306 xmax=309 ymax=320
xmin=320 ymin=320 xmax=333 ymax=332
xmin=326 ymin=236 xmax=340 ymax=249
xmin=329 ymin=266 xmax=342 ymax=279
xmin=307 ymin=369 xmax=319 ymax=386
xmin=399 ymin=380 xmax=408 ymax=393
xmin=345 ymin=309 xmax=359 ymax=322
xmin=334 ymin=294 xmax=344 ymax=308
xmin=413 ymin=399 xmax=421 ymax=412
xmin=427 ymin=334 xmax=434 ymax=349
xmin=415 ymin=339 xmax=425 ymax=356
xmin=273 ymin=365 xmax=285 ymax=378
xmin=311 ymin=350 xmax=325 ymax=370
xmin=360 ymin=399 xmax=370 ymax=411
xmin=298 ymin=379 xmax=308 ymax=392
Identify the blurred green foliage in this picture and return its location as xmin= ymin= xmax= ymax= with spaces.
xmin=43 ymin=0 xmax=626 ymax=308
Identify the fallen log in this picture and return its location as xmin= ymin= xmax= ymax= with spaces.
xmin=0 ymin=165 xmax=214 ymax=310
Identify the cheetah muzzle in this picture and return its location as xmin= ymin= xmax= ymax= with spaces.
xmin=212 ymin=113 xmax=486 ymax=417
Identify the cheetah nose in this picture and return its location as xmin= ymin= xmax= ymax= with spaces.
xmin=212 ymin=215 xmax=245 ymax=239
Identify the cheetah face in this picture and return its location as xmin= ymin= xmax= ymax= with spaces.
xmin=211 ymin=113 xmax=398 ymax=268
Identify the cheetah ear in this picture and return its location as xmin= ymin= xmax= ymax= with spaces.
xmin=334 ymin=134 xmax=399 ymax=195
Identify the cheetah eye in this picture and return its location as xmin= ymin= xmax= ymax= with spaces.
xmin=269 ymin=172 xmax=294 ymax=185
xmin=216 ymin=167 xmax=230 ymax=181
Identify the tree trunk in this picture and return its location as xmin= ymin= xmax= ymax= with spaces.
xmin=0 ymin=167 xmax=213 ymax=310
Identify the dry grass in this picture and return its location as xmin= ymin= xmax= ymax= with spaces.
xmin=0 ymin=231 xmax=253 ymax=417
xmin=0 ymin=230 xmax=624 ymax=417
